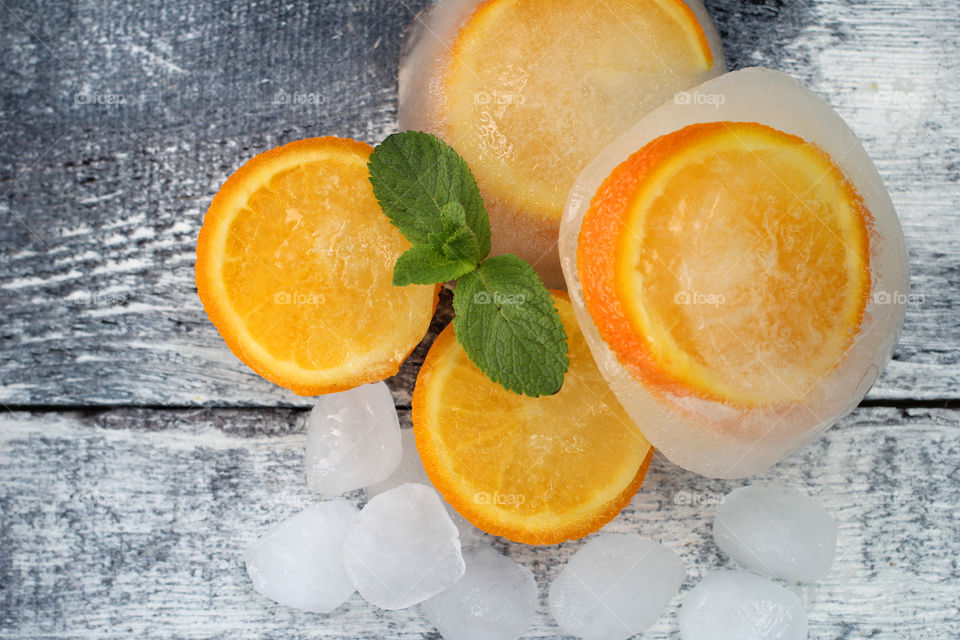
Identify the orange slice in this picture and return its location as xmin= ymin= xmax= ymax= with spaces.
xmin=196 ymin=137 xmax=438 ymax=395
xmin=442 ymin=0 xmax=715 ymax=221
xmin=413 ymin=291 xmax=654 ymax=545
xmin=578 ymin=122 xmax=871 ymax=407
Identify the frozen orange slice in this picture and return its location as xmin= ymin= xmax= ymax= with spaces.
xmin=196 ymin=137 xmax=438 ymax=395
xmin=413 ymin=291 xmax=654 ymax=545
xmin=443 ymin=0 xmax=715 ymax=221
xmin=578 ymin=122 xmax=871 ymax=407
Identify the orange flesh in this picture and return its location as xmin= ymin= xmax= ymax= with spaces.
xmin=578 ymin=122 xmax=871 ymax=407
xmin=442 ymin=0 xmax=715 ymax=221
xmin=413 ymin=292 xmax=654 ymax=545
xmin=196 ymin=137 xmax=437 ymax=395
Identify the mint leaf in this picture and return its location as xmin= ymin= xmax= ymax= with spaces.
xmin=426 ymin=231 xmax=447 ymax=257
xmin=425 ymin=203 xmax=482 ymax=265
xmin=452 ymin=255 xmax=569 ymax=396
xmin=369 ymin=131 xmax=568 ymax=395
xmin=440 ymin=201 xmax=467 ymax=234
xmin=438 ymin=226 xmax=481 ymax=263
xmin=393 ymin=245 xmax=476 ymax=286
xmin=368 ymin=132 xmax=491 ymax=257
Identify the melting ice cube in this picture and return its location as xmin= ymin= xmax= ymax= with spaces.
xmin=243 ymin=500 xmax=359 ymax=613
xmin=365 ymin=428 xmax=430 ymax=496
xmin=714 ymin=486 xmax=837 ymax=582
xmin=549 ymin=533 xmax=685 ymax=640
xmin=679 ymin=571 xmax=807 ymax=640
xmin=305 ymin=382 xmax=402 ymax=495
xmin=366 ymin=428 xmax=489 ymax=548
xmin=342 ymin=483 xmax=465 ymax=610
xmin=421 ymin=546 xmax=537 ymax=640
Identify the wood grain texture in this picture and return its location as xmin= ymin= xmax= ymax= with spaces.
xmin=1 ymin=1 xmax=959 ymax=637
xmin=0 ymin=0 xmax=958 ymax=407
xmin=1 ymin=406 xmax=958 ymax=638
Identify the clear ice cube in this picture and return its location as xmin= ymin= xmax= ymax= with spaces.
xmin=549 ymin=534 xmax=685 ymax=640
xmin=243 ymin=500 xmax=359 ymax=613
xmin=342 ymin=483 xmax=465 ymax=610
xmin=421 ymin=546 xmax=536 ymax=640
xmin=305 ymin=382 xmax=402 ymax=495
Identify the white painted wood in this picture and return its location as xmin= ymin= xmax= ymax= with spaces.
xmin=0 ymin=407 xmax=957 ymax=638
xmin=0 ymin=0 xmax=957 ymax=406
xmin=1 ymin=0 xmax=958 ymax=637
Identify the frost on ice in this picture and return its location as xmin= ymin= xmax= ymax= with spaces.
xmin=342 ymin=483 xmax=465 ymax=610
xmin=549 ymin=534 xmax=685 ymax=640
xmin=714 ymin=486 xmax=837 ymax=582
xmin=244 ymin=500 xmax=359 ymax=614
xmin=305 ymin=382 xmax=402 ymax=495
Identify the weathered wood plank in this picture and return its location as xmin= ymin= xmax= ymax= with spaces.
xmin=1 ymin=0 xmax=958 ymax=405
xmin=0 ymin=406 xmax=958 ymax=638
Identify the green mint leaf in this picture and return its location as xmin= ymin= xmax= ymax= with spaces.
xmin=371 ymin=131 xmax=566 ymax=395
xmin=393 ymin=245 xmax=476 ymax=286
xmin=438 ymin=226 xmax=481 ymax=264
xmin=429 ymin=203 xmax=482 ymax=264
xmin=440 ymin=201 xmax=467 ymax=234
xmin=426 ymin=232 xmax=447 ymax=257
xmin=368 ymin=131 xmax=491 ymax=257
xmin=452 ymin=255 xmax=569 ymax=396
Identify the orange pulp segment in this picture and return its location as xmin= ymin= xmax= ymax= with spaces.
xmin=196 ymin=137 xmax=437 ymax=395
xmin=413 ymin=291 xmax=654 ymax=545
xmin=578 ymin=121 xmax=871 ymax=407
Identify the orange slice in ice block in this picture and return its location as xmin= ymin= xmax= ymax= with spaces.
xmin=578 ymin=122 xmax=871 ymax=407
xmin=443 ymin=0 xmax=715 ymax=221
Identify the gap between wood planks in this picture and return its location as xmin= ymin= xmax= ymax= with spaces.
xmin=1 ymin=398 xmax=957 ymax=414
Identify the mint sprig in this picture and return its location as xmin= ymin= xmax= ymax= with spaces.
xmin=368 ymin=131 xmax=490 ymax=259
xmin=368 ymin=132 xmax=569 ymax=397
xmin=392 ymin=244 xmax=475 ymax=286
xmin=452 ymin=255 xmax=568 ymax=395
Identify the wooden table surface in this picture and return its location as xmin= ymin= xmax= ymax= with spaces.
xmin=1 ymin=0 xmax=958 ymax=638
